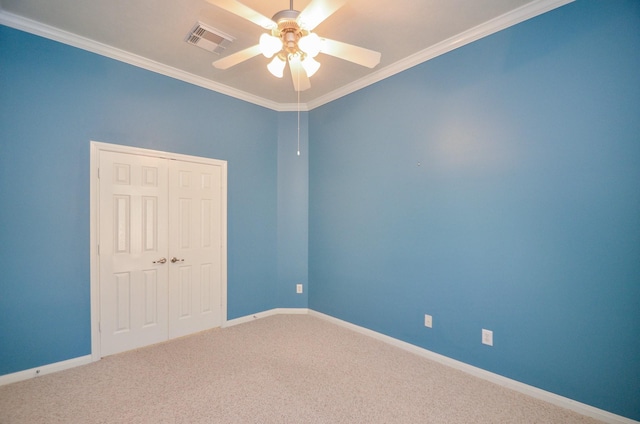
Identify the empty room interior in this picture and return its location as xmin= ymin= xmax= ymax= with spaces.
xmin=0 ymin=0 xmax=638 ymax=422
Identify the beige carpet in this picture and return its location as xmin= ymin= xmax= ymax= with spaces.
xmin=0 ymin=314 xmax=604 ymax=423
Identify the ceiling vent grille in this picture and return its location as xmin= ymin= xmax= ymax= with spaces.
xmin=185 ymin=22 xmax=234 ymax=55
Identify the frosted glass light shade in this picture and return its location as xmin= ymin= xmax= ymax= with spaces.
xmin=259 ymin=33 xmax=282 ymax=58
xmin=298 ymin=33 xmax=322 ymax=58
xmin=267 ymin=55 xmax=286 ymax=78
xmin=301 ymin=56 xmax=321 ymax=77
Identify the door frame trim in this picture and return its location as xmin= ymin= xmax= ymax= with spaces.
xmin=90 ymin=141 xmax=228 ymax=361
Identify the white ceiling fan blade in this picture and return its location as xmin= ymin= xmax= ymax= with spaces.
xmin=289 ymin=56 xmax=311 ymax=92
xmin=320 ymin=38 xmax=381 ymax=68
xmin=297 ymin=0 xmax=345 ymax=31
xmin=206 ymin=0 xmax=276 ymax=29
xmin=213 ymin=44 xmax=262 ymax=69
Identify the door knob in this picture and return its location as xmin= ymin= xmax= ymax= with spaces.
xmin=153 ymin=257 xmax=167 ymax=264
xmin=171 ymin=257 xmax=185 ymax=263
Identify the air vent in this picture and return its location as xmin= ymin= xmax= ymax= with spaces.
xmin=185 ymin=22 xmax=234 ymax=55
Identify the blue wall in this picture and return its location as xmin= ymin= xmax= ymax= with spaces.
xmin=0 ymin=26 xmax=280 ymax=374
xmin=309 ymin=0 xmax=639 ymax=420
xmin=277 ymin=112 xmax=309 ymax=307
xmin=1 ymin=0 xmax=639 ymax=420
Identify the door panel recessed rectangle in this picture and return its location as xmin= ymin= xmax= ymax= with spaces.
xmin=142 ymin=196 xmax=158 ymax=252
xmin=114 ymin=272 xmax=131 ymax=333
xmin=114 ymin=195 xmax=130 ymax=254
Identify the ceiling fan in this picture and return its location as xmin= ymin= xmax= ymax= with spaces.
xmin=207 ymin=0 xmax=382 ymax=91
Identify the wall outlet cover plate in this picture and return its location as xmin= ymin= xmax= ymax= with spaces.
xmin=482 ymin=329 xmax=493 ymax=346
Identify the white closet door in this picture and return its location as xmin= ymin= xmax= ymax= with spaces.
xmin=99 ymin=151 xmax=170 ymax=356
xmin=98 ymin=148 xmax=225 ymax=356
xmin=168 ymin=160 xmax=223 ymax=338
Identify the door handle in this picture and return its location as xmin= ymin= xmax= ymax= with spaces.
xmin=171 ymin=257 xmax=185 ymax=263
xmin=153 ymin=257 xmax=167 ymax=264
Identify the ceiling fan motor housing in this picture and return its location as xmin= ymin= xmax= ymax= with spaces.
xmin=271 ymin=9 xmax=308 ymax=56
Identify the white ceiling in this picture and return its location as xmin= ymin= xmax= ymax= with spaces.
xmin=0 ymin=0 xmax=572 ymax=110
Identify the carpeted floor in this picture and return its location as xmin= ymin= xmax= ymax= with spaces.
xmin=0 ymin=314 xmax=604 ymax=423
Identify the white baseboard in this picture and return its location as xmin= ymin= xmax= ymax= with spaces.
xmin=307 ymin=310 xmax=637 ymax=424
xmin=1 ymin=309 xmax=309 ymax=386
xmin=0 ymin=355 xmax=94 ymax=386
xmin=222 ymin=308 xmax=310 ymax=328
xmin=2 ymin=310 xmax=635 ymax=423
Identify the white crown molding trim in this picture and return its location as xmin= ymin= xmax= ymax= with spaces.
xmin=308 ymin=310 xmax=637 ymax=424
xmin=0 ymin=355 xmax=94 ymax=387
xmin=3 ymin=0 xmax=572 ymax=112
xmin=0 ymin=10 xmax=282 ymax=111
xmin=277 ymin=103 xmax=311 ymax=112
xmin=306 ymin=0 xmax=575 ymax=110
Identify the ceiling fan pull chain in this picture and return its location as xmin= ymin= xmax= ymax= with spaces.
xmin=297 ymin=67 xmax=301 ymax=156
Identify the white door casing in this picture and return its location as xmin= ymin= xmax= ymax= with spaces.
xmin=90 ymin=142 xmax=227 ymax=359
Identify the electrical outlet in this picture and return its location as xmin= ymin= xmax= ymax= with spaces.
xmin=482 ymin=329 xmax=493 ymax=346
xmin=424 ymin=314 xmax=432 ymax=328
xmin=296 ymin=284 xmax=303 ymax=294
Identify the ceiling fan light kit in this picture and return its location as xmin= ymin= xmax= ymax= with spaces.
xmin=208 ymin=0 xmax=381 ymax=91
xmin=301 ymin=56 xmax=321 ymax=77
xmin=267 ymin=55 xmax=287 ymax=78
xmin=259 ymin=33 xmax=283 ymax=58
xmin=298 ymin=33 xmax=322 ymax=58
xmin=255 ymin=8 xmax=321 ymax=80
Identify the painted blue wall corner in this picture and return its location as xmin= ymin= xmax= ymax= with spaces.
xmin=277 ymin=112 xmax=309 ymax=308
xmin=309 ymin=0 xmax=640 ymax=420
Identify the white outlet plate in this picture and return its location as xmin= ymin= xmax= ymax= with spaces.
xmin=424 ymin=314 xmax=432 ymax=328
xmin=296 ymin=284 xmax=303 ymax=294
xmin=482 ymin=329 xmax=493 ymax=346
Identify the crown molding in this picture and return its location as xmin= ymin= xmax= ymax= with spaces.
xmin=276 ymin=103 xmax=311 ymax=112
xmin=306 ymin=0 xmax=574 ymax=110
xmin=2 ymin=0 xmax=573 ymax=112
xmin=0 ymin=9 xmax=284 ymax=111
